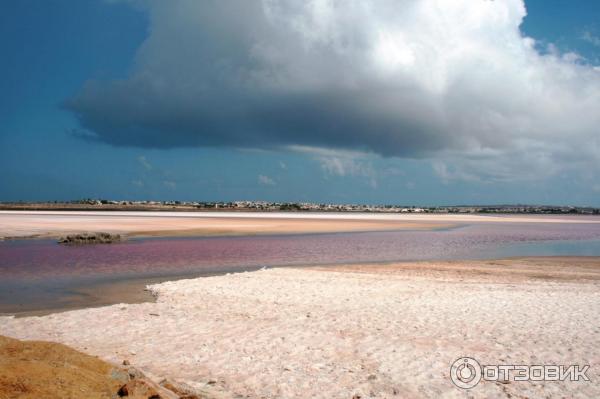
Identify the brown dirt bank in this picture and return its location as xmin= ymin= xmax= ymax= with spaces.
xmin=0 ymin=335 xmax=211 ymax=398
xmin=0 ymin=335 xmax=124 ymax=399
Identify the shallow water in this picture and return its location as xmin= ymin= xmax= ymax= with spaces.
xmin=2 ymin=221 xmax=600 ymax=314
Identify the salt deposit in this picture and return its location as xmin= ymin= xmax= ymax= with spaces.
xmin=1 ymin=260 xmax=599 ymax=398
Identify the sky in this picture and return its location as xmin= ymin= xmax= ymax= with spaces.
xmin=1 ymin=0 xmax=600 ymax=206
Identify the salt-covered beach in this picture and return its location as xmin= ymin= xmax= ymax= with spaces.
xmin=0 ymin=211 xmax=455 ymax=240
xmin=2 ymin=210 xmax=598 ymax=240
xmin=2 ymin=257 xmax=599 ymax=398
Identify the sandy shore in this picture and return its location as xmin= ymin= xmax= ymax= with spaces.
xmin=0 ymin=211 xmax=457 ymax=240
xmin=1 ymin=257 xmax=599 ymax=398
xmin=1 ymin=210 xmax=599 ymax=240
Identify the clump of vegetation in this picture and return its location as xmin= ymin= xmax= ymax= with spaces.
xmin=58 ymin=232 xmax=121 ymax=245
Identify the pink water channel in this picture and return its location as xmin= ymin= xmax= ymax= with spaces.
xmin=2 ymin=220 xmax=600 ymax=312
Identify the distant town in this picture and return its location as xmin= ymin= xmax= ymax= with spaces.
xmin=1 ymin=199 xmax=599 ymax=214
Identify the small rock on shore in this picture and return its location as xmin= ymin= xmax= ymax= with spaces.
xmin=58 ymin=232 xmax=122 ymax=245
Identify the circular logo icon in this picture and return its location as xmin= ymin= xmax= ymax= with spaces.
xmin=450 ymin=357 xmax=482 ymax=389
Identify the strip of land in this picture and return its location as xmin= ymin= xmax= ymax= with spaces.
xmin=1 ymin=257 xmax=599 ymax=398
xmin=1 ymin=210 xmax=599 ymax=240
xmin=0 ymin=211 xmax=454 ymax=240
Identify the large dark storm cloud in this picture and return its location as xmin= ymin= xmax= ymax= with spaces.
xmin=66 ymin=0 xmax=600 ymax=169
xmin=67 ymin=80 xmax=451 ymax=155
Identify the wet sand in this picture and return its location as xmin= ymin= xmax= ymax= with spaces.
xmin=0 ymin=270 xmax=254 ymax=318
xmin=2 ymin=257 xmax=599 ymax=398
xmin=0 ymin=276 xmax=159 ymax=318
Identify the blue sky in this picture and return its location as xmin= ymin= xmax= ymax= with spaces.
xmin=1 ymin=0 xmax=599 ymax=205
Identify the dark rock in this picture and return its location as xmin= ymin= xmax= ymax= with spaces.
xmin=57 ymin=232 xmax=121 ymax=245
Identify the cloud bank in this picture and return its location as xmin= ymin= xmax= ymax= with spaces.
xmin=66 ymin=0 xmax=600 ymax=179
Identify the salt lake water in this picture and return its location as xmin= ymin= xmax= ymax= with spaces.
xmin=2 ymin=220 xmax=600 ymax=314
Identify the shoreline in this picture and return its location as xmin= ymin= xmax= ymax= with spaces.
xmin=2 ymin=256 xmax=599 ymax=316
xmin=2 ymin=210 xmax=600 ymax=241
xmin=2 ymin=256 xmax=599 ymax=398
xmin=0 ymin=211 xmax=461 ymax=241
xmin=0 ymin=269 xmax=252 ymax=318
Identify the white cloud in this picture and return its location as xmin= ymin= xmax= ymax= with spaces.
xmin=69 ymin=0 xmax=600 ymax=183
xmin=432 ymin=160 xmax=481 ymax=185
xmin=137 ymin=155 xmax=152 ymax=171
xmin=258 ymin=174 xmax=276 ymax=186
xmin=582 ymin=30 xmax=600 ymax=47
xmin=291 ymin=145 xmax=378 ymax=187
xmin=163 ymin=180 xmax=176 ymax=189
